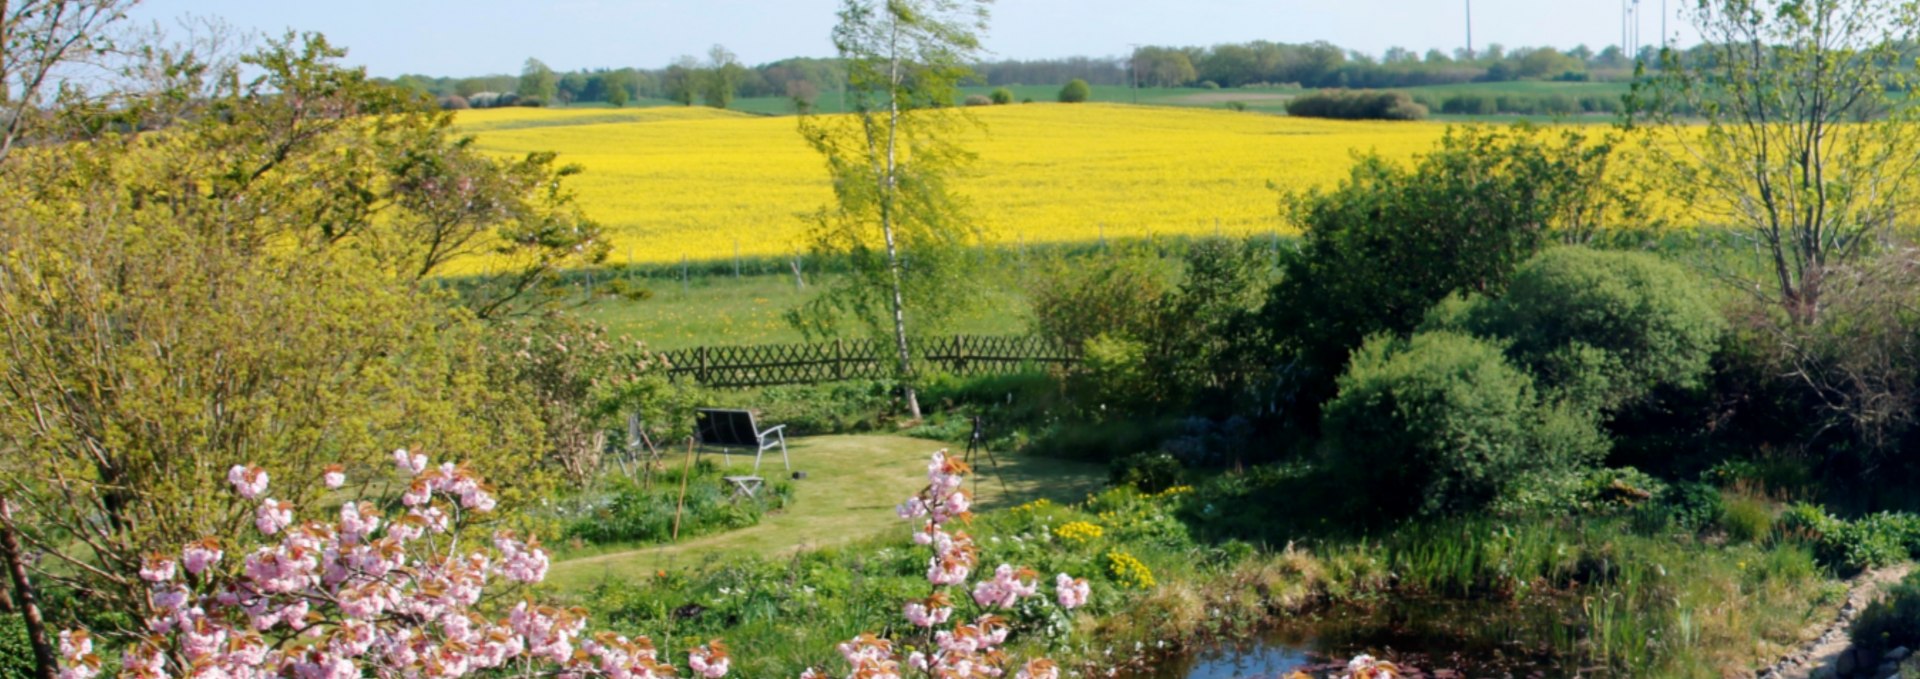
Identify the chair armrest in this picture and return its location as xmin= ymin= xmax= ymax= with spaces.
xmin=757 ymin=424 xmax=786 ymax=438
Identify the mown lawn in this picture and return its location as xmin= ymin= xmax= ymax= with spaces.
xmin=545 ymin=433 xmax=1105 ymax=590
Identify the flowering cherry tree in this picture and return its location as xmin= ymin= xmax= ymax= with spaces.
xmin=58 ymin=450 xmax=704 ymax=679
xmin=56 ymin=448 xmax=1089 ymax=679
xmin=821 ymin=450 xmax=1090 ymax=679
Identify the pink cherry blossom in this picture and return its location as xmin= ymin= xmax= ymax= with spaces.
xmin=393 ymin=448 xmax=428 ymax=475
xmin=1056 ymin=573 xmax=1091 ymax=609
xmin=689 ymin=641 xmax=731 ymax=679
xmin=322 ymin=464 xmax=346 ymax=489
xmin=255 ymin=499 xmax=294 ymax=535
xmin=139 ymin=554 xmax=177 ymax=583
xmin=227 ymin=464 xmax=270 ymax=500
xmin=181 ymin=539 xmax=223 ymax=575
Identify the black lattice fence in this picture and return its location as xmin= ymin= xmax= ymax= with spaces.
xmin=661 ymin=335 xmax=1077 ymax=388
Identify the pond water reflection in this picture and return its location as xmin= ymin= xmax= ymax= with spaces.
xmin=1135 ymin=595 xmax=1595 ymax=679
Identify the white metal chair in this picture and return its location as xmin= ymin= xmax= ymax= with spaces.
xmin=693 ymin=408 xmax=790 ymax=475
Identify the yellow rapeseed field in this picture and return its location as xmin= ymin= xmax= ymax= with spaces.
xmin=454 ymin=104 xmax=1457 ymax=265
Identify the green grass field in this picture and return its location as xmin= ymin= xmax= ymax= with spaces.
xmin=577 ymin=270 xmax=1032 ymax=351
xmin=546 ymin=434 xmax=1105 ymax=590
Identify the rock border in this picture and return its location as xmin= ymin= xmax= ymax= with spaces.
xmin=1759 ymin=563 xmax=1912 ymax=679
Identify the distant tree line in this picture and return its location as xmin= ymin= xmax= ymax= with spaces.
xmin=385 ymin=39 xmax=1662 ymax=110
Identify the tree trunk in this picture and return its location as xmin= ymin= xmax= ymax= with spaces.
xmin=0 ymin=499 xmax=58 ymax=679
xmin=881 ymin=16 xmax=921 ymax=421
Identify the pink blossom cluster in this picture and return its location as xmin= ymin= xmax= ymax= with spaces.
xmin=817 ymin=449 xmax=1089 ymax=679
xmin=61 ymin=448 xmax=1090 ymax=679
xmin=60 ymin=451 xmax=716 ymax=679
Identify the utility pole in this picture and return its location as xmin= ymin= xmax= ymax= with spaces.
xmin=1465 ymin=0 xmax=1473 ymax=60
xmin=1126 ymin=43 xmax=1140 ymax=104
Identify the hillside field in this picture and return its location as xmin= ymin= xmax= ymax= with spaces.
xmin=455 ymin=103 xmax=1459 ymax=267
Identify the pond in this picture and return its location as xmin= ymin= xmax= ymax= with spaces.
xmin=1138 ymin=595 xmax=1604 ymax=679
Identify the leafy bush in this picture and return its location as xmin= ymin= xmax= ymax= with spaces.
xmin=1285 ymin=89 xmax=1428 ymax=120
xmin=1260 ymin=126 xmax=1649 ymax=423
xmin=1777 ymin=503 xmax=1920 ymax=574
xmin=1321 ymin=331 xmax=1607 ymax=518
xmin=1109 ymin=451 xmax=1182 ymax=493
xmin=1027 ymin=247 xmax=1175 ymax=352
xmin=0 ymin=615 xmax=31 ymax=679
xmin=563 ymin=462 xmax=794 ymax=546
xmin=1852 ymin=570 xmax=1920 ymax=655
xmin=1058 ymin=79 xmax=1091 ymax=103
xmin=1224 ymin=100 xmax=1248 ymax=112
xmin=963 ymin=94 xmax=993 ymax=106
xmin=990 ymin=87 xmax=1014 ymax=104
xmin=1157 ymin=416 xmax=1253 ymax=467
xmin=1440 ymin=93 xmax=1496 ymax=115
xmin=1720 ymin=491 xmax=1776 ymax=543
xmin=1448 ymin=247 xmax=1725 ymax=413
xmin=1081 ymin=333 xmax=1155 ymax=411
xmin=1028 ymin=238 xmax=1270 ymax=412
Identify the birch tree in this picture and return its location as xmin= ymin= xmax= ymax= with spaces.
xmin=794 ymin=0 xmax=990 ymax=420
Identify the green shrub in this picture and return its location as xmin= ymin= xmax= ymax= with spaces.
xmin=963 ymin=94 xmax=993 ymax=106
xmin=1261 ymin=127 xmax=1644 ymax=422
xmin=563 ymin=463 xmax=794 ymax=546
xmin=990 ymin=87 xmax=1014 ymax=105
xmin=1110 ymin=452 xmax=1182 ymax=493
xmin=1440 ymin=93 xmax=1496 ymax=115
xmin=1720 ymin=491 xmax=1776 ymax=543
xmin=1777 ymin=503 xmax=1920 ymax=574
xmin=0 ymin=615 xmax=31 ymax=679
xmin=1058 ymin=79 xmax=1091 ymax=103
xmin=1080 ymin=333 xmax=1155 ymax=411
xmin=1321 ymin=331 xmax=1607 ymax=518
xmin=1853 ymin=570 xmax=1920 ymax=654
xmin=1448 ymin=247 xmax=1724 ymax=413
xmin=1224 ymin=100 xmax=1247 ymax=112
xmin=1285 ymin=89 xmax=1427 ymax=120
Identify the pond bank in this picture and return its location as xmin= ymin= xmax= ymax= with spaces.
xmin=1762 ymin=563 xmax=1911 ymax=679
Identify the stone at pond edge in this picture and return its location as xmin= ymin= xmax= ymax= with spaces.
xmin=1839 ymin=648 xmax=1860 ymax=677
xmin=1889 ymin=647 xmax=1913 ymax=662
xmin=1811 ymin=665 xmax=1837 ymax=679
xmin=1876 ymin=662 xmax=1900 ymax=679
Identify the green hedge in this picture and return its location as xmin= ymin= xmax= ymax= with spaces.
xmin=1445 ymin=247 xmax=1724 ymax=413
xmin=1322 ymin=331 xmax=1606 ymax=518
xmin=1285 ymin=89 xmax=1428 ymax=120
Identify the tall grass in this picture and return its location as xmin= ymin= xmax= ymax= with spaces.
xmin=1359 ymin=517 xmax=1831 ymax=677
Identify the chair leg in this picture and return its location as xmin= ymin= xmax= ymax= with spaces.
xmin=780 ymin=435 xmax=790 ymax=472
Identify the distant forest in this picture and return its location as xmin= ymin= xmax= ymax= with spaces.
xmin=387 ymin=40 xmax=1663 ymax=109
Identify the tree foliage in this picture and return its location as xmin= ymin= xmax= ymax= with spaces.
xmin=792 ymin=0 xmax=991 ymax=419
xmin=1057 ymin=78 xmax=1090 ymax=103
xmin=518 ymin=56 xmax=557 ymax=104
xmin=1442 ymin=247 xmax=1726 ymax=414
xmin=1321 ymin=331 xmax=1607 ymax=518
xmin=0 ymin=32 xmax=609 ymax=628
xmin=1258 ymin=125 xmax=1654 ymax=422
xmin=1634 ymin=0 xmax=1920 ymax=320
xmin=701 ymin=44 xmax=744 ymax=109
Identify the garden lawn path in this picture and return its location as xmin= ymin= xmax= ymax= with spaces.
xmin=545 ymin=434 xmax=1105 ymax=591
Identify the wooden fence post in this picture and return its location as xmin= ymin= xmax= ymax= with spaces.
xmin=697 ymin=346 xmax=710 ymax=385
xmin=833 ymin=339 xmax=844 ymax=381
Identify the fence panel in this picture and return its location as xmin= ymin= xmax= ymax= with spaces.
xmin=662 ymin=335 xmax=1077 ymax=388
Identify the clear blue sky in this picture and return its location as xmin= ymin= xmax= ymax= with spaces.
xmin=127 ymin=0 xmax=1697 ymax=77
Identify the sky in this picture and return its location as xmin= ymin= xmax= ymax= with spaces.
xmin=126 ymin=0 xmax=1699 ymax=77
